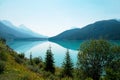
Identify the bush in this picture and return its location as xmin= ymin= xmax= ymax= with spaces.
xmin=77 ymin=40 xmax=118 ymax=80
xmin=38 ymin=62 xmax=44 ymax=69
xmin=85 ymin=77 xmax=93 ymax=80
xmin=41 ymin=71 xmax=57 ymax=80
xmin=0 ymin=51 xmax=7 ymax=61
xmin=33 ymin=57 xmax=42 ymax=65
xmin=0 ymin=61 xmax=6 ymax=74
xmin=18 ymin=53 xmax=25 ymax=59
xmin=20 ymin=74 xmax=31 ymax=80
xmin=105 ymin=60 xmax=120 ymax=80
xmin=14 ymin=55 xmax=23 ymax=64
xmin=27 ymin=65 xmax=39 ymax=73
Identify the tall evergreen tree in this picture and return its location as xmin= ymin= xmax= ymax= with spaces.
xmin=44 ymin=45 xmax=55 ymax=73
xmin=61 ymin=49 xmax=73 ymax=78
xmin=30 ymin=52 xmax=33 ymax=65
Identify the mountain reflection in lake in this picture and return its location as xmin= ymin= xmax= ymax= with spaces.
xmin=7 ymin=40 xmax=83 ymax=67
xmin=7 ymin=40 xmax=120 ymax=67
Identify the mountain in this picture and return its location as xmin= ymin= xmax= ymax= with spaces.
xmin=7 ymin=40 xmax=45 ymax=52
xmin=49 ymin=19 xmax=120 ymax=40
xmin=18 ymin=24 xmax=48 ymax=38
xmin=0 ymin=20 xmax=47 ymax=40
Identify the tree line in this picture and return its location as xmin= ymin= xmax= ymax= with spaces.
xmin=0 ymin=39 xmax=119 ymax=80
xmin=29 ymin=39 xmax=120 ymax=80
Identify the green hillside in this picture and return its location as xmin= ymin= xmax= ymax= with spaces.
xmin=0 ymin=39 xmax=72 ymax=80
xmin=0 ymin=39 xmax=44 ymax=80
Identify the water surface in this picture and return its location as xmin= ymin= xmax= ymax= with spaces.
xmin=7 ymin=40 xmax=120 ymax=67
xmin=7 ymin=40 xmax=83 ymax=67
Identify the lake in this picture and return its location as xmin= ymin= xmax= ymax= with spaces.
xmin=7 ymin=40 xmax=120 ymax=67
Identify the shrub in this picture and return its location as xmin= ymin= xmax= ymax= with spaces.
xmin=27 ymin=65 xmax=39 ymax=73
xmin=85 ymin=77 xmax=93 ymax=80
xmin=41 ymin=71 xmax=57 ymax=80
xmin=0 ymin=51 xmax=7 ymax=61
xmin=38 ymin=62 xmax=44 ymax=69
xmin=0 ymin=61 xmax=5 ymax=74
xmin=20 ymin=74 xmax=31 ymax=80
xmin=18 ymin=53 xmax=25 ymax=59
xmin=105 ymin=59 xmax=120 ymax=80
xmin=14 ymin=55 xmax=23 ymax=64
xmin=33 ymin=57 xmax=42 ymax=65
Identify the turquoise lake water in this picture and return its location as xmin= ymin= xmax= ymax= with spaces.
xmin=7 ymin=40 xmax=120 ymax=67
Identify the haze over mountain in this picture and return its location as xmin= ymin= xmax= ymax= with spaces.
xmin=49 ymin=19 xmax=120 ymax=40
xmin=18 ymin=24 xmax=48 ymax=38
xmin=0 ymin=20 xmax=47 ymax=40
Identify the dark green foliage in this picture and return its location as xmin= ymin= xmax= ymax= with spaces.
xmin=18 ymin=53 xmax=25 ymax=59
xmin=105 ymin=45 xmax=120 ymax=80
xmin=14 ymin=55 xmax=23 ymax=64
xmin=85 ymin=78 xmax=93 ymax=80
xmin=0 ymin=51 xmax=7 ymax=61
xmin=77 ymin=39 xmax=120 ymax=80
xmin=14 ymin=53 xmax=26 ymax=64
xmin=41 ymin=71 xmax=58 ymax=80
xmin=44 ymin=47 xmax=55 ymax=74
xmin=30 ymin=53 xmax=33 ymax=65
xmin=0 ymin=61 xmax=5 ymax=74
xmin=27 ymin=65 xmax=39 ymax=73
xmin=103 ymin=44 xmax=120 ymax=80
xmin=105 ymin=59 xmax=120 ymax=80
xmin=20 ymin=74 xmax=31 ymax=80
xmin=37 ymin=61 xmax=44 ymax=70
xmin=33 ymin=57 xmax=42 ymax=65
xmin=61 ymin=49 xmax=73 ymax=78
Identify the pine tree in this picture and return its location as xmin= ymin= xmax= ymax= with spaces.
xmin=44 ymin=45 xmax=55 ymax=73
xmin=61 ymin=49 xmax=73 ymax=78
xmin=30 ymin=52 xmax=33 ymax=65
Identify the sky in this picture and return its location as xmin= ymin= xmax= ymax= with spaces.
xmin=0 ymin=0 xmax=120 ymax=37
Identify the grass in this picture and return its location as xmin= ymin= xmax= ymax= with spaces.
xmin=0 ymin=40 xmax=44 ymax=80
xmin=0 ymin=40 xmax=73 ymax=80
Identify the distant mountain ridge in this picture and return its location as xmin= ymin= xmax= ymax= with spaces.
xmin=0 ymin=20 xmax=47 ymax=40
xmin=18 ymin=24 xmax=48 ymax=38
xmin=49 ymin=19 xmax=120 ymax=40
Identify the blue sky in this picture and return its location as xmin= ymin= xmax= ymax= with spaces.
xmin=0 ymin=0 xmax=120 ymax=37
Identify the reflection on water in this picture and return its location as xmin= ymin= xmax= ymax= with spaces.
xmin=7 ymin=40 xmax=120 ymax=67
xmin=7 ymin=40 xmax=45 ymax=52
xmin=7 ymin=40 xmax=83 ymax=67
xmin=49 ymin=40 xmax=84 ymax=50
